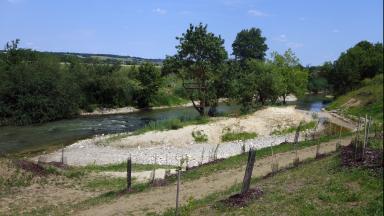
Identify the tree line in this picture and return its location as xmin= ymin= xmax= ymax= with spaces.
xmin=0 ymin=39 xmax=165 ymax=125
xmin=1 ymin=24 xmax=382 ymax=125
xmin=307 ymin=41 xmax=383 ymax=95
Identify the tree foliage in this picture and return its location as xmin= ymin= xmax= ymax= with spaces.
xmin=0 ymin=40 xmax=80 ymax=125
xmin=330 ymin=41 xmax=383 ymax=95
xmin=0 ymin=40 xmax=165 ymax=125
xmin=232 ymin=28 xmax=268 ymax=61
xmin=133 ymin=63 xmax=162 ymax=108
xmin=271 ymin=49 xmax=308 ymax=103
xmin=164 ymin=23 xmax=228 ymax=116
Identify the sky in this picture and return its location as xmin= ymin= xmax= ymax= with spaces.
xmin=1 ymin=0 xmax=383 ymax=65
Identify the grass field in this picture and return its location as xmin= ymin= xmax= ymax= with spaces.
xmin=164 ymin=153 xmax=383 ymax=216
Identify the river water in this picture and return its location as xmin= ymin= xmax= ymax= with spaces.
xmin=0 ymin=95 xmax=331 ymax=156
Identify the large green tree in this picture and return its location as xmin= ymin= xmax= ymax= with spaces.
xmin=232 ymin=28 xmax=268 ymax=61
xmin=231 ymin=60 xmax=283 ymax=111
xmin=330 ymin=41 xmax=383 ymax=95
xmin=271 ymin=49 xmax=308 ymax=103
xmin=163 ymin=23 xmax=228 ymax=116
xmin=133 ymin=63 xmax=162 ymax=108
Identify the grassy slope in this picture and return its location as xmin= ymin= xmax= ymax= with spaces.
xmin=165 ymin=154 xmax=383 ymax=216
xmin=327 ymin=74 xmax=383 ymax=121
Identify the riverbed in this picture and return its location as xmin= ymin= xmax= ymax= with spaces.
xmin=0 ymin=95 xmax=331 ymax=156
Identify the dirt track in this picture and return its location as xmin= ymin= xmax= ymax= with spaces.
xmin=77 ymin=136 xmax=352 ymax=216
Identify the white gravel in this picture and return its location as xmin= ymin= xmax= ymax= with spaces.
xmin=34 ymin=133 xmax=309 ymax=167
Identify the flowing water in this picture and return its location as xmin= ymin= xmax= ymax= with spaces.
xmin=0 ymin=95 xmax=331 ymax=156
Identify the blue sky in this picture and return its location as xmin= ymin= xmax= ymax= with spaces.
xmin=1 ymin=0 xmax=382 ymax=65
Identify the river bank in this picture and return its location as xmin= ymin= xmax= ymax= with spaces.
xmin=34 ymin=106 xmax=316 ymax=166
xmin=80 ymin=95 xmax=299 ymax=116
xmin=79 ymin=102 xmax=193 ymax=116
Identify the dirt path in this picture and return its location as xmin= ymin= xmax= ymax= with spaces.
xmin=77 ymin=136 xmax=352 ymax=216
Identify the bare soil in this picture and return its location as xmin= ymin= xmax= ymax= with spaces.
xmin=221 ymin=187 xmax=264 ymax=207
xmin=340 ymin=144 xmax=383 ymax=169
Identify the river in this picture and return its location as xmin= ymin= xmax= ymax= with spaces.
xmin=0 ymin=95 xmax=331 ymax=156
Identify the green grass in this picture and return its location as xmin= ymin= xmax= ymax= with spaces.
xmin=367 ymin=136 xmax=384 ymax=150
xmin=134 ymin=116 xmax=210 ymax=135
xmin=151 ymin=92 xmax=189 ymax=107
xmin=327 ymin=74 xmax=383 ymax=122
xmin=221 ymin=132 xmax=258 ymax=142
xmin=166 ymin=132 xmax=351 ymax=182
xmin=271 ymin=121 xmax=317 ymax=135
xmin=192 ymin=130 xmax=209 ymax=143
xmin=75 ymin=162 xmax=175 ymax=173
xmin=163 ymin=154 xmax=383 ymax=216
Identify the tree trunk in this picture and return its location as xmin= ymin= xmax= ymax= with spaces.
xmin=208 ymin=99 xmax=218 ymax=117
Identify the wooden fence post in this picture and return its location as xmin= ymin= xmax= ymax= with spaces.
xmin=175 ymin=167 xmax=181 ymax=216
xmin=127 ymin=155 xmax=132 ymax=192
xmin=270 ymin=143 xmax=278 ymax=174
xmin=336 ymin=125 xmax=342 ymax=150
xmin=354 ymin=117 xmax=361 ymax=160
xmin=363 ymin=116 xmax=372 ymax=158
xmin=293 ymin=122 xmax=302 ymax=166
xmin=61 ymin=143 xmax=65 ymax=164
xmin=241 ymin=149 xmax=256 ymax=194
xmin=151 ymin=155 xmax=157 ymax=183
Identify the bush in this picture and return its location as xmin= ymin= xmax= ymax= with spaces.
xmin=192 ymin=130 xmax=208 ymax=143
xmin=221 ymin=132 xmax=258 ymax=142
xmin=271 ymin=121 xmax=316 ymax=135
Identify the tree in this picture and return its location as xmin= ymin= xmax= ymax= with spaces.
xmin=232 ymin=28 xmax=268 ymax=61
xmin=164 ymin=23 xmax=228 ymax=116
xmin=271 ymin=49 xmax=308 ymax=103
xmin=307 ymin=63 xmax=330 ymax=94
xmin=230 ymin=60 xmax=283 ymax=111
xmin=133 ymin=63 xmax=162 ymax=108
xmin=330 ymin=41 xmax=383 ymax=95
xmin=0 ymin=41 xmax=81 ymax=125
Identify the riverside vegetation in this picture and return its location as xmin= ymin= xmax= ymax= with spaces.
xmin=1 ymin=24 xmax=382 ymax=126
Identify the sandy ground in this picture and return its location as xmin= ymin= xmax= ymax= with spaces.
xmin=79 ymin=103 xmax=195 ymax=116
xmin=76 ymin=136 xmax=353 ymax=216
xmin=0 ymin=181 xmax=96 ymax=215
xmin=79 ymin=96 xmax=297 ymax=116
xmin=99 ymin=169 xmax=177 ymax=182
xmin=34 ymin=106 xmax=313 ymax=166
xmin=111 ymin=106 xmax=309 ymax=148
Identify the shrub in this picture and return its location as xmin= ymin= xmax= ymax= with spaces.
xmin=221 ymin=132 xmax=258 ymax=142
xmin=192 ymin=130 xmax=208 ymax=143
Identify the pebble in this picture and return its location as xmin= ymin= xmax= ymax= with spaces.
xmin=36 ymin=133 xmax=305 ymax=167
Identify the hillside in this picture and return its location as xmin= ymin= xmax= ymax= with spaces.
xmin=46 ymin=51 xmax=164 ymax=65
xmin=327 ymin=74 xmax=383 ymax=121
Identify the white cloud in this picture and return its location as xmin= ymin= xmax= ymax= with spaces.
xmin=299 ymin=17 xmax=306 ymax=21
xmin=273 ymin=34 xmax=303 ymax=49
xmin=153 ymin=8 xmax=167 ymax=15
xmin=248 ymin=9 xmax=269 ymax=17
xmin=273 ymin=34 xmax=288 ymax=42
xmin=286 ymin=42 xmax=304 ymax=48
xmin=332 ymin=29 xmax=340 ymax=33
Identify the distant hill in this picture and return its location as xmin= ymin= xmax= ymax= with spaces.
xmin=44 ymin=51 xmax=164 ymax=65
